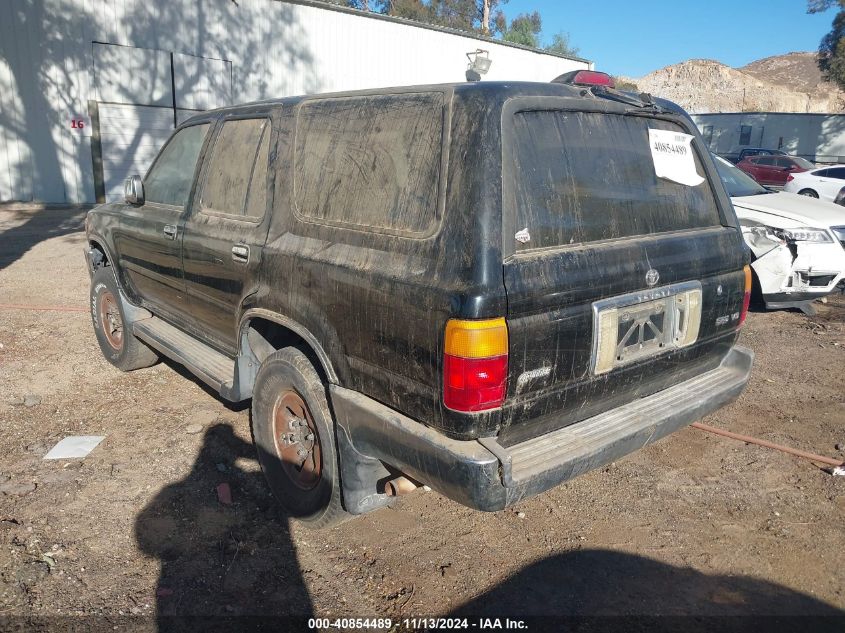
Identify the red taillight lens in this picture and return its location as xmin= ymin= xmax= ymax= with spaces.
xmin=570 ymin=70 xmax=615 ymax=88
xmin=443 ymin=317 xmax=508 ymax=413
xmin=738 ymin=265 xmax=752 ymax=327
xmin=786 ymin=174 xmax=794 ymax=182
xmin=443 ymin=354 xmax=507 ymax=412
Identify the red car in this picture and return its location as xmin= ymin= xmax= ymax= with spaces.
xmin=736 ymin=154 xmax=814 ymax=187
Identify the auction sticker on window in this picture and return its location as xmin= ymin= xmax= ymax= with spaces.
xmin=648 ymin=128 xmax=704 ymax=187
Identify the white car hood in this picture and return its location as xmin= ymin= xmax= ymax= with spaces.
xmin=731 ymin=191 xmax=845 ymax=229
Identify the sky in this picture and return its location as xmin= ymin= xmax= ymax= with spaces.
xmin=502 ymin=0 xmax=837 ymax=77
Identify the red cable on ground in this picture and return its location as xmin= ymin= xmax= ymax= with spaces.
xmin=0 ymin=303 xmax=88 ymax=313
xmin=690 ymin=422 xmax=843 ymax=468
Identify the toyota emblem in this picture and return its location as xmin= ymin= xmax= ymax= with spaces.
xmin=645 ymin=268 xmax=660 ymax=287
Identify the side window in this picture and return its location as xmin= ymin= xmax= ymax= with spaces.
xmin=828 ymin=167 xmax=845 ymax=180
xmin=144 ymin=124 xmax=210 ymax=207
xmin=756 ymin=157 xmax=775 ymax=166
xmin=199 ymin=118 xmax=271 ymax=219
xmin=776 ymin=158 xmax=793 ymax=168
xmin=739 ymin=125 xmax=752 ymax=146
xmin=815 ymin=169 xmax=830 ymax=177
xmin=293 ymin=93 xmax=444 ymax=236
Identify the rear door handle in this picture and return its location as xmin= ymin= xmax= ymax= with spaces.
xmin=163 ymin=224 xmax=177 ymax=239
xmin=231 ymin=244 xmax=250 ymax=264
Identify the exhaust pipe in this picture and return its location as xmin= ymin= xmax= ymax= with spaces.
xmin=384 ymin=475 xmax=420 ymax=496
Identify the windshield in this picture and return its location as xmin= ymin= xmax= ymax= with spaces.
xmin=793 ymin=157 xmax=815 ymax=169
xmin=714 ymin=155 xmax=770 ymax=197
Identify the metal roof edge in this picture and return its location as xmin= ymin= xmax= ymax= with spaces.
xmin=277 ymin=0 xmax=592 ymax=65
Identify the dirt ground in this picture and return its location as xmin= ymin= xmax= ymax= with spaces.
xmin=1 ymin=204 xmax=844 ymax=625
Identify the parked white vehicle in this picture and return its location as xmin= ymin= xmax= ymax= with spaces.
xmin=715 ymin=156 xmax=845 ymax=312
xmin=782 ymin=165 xmax=845 ymax=202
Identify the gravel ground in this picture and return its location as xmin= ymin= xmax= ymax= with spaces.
xmin=1 ymin=204 xmax=844 ymax=625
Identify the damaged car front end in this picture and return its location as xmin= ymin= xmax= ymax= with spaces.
xmin=715 ymin=156 xmax=845 ymax=312
xmin=741 ymin=223 xmax=843 ymax=311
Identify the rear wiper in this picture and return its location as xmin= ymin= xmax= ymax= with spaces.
xmin=589 ymin=86 xmax=668 ymax=113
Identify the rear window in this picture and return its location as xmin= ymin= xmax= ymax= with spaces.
xmin=293 ymin=93 xmax=444 ymax=236
xmin=507 ymin=111 xmax=722 ymax=251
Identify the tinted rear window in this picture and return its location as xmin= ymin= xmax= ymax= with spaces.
xmin=508 ymin=111 xmax=722 ymax=251
xmin=293 ymin=93 xmax=443 ymax=236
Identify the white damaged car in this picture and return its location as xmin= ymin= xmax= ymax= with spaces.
xmin=715 ymin=156 xmax=845 ymax=312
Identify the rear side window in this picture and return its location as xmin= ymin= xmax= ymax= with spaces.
xmin=507 ymin=111 xmax=722 ymax=251
xmin=756 ymin=157 xmax=775 ymax=166
xmin=293 ymin=93 xmax=443 ymax=236
xmin=144 ymin=124 xmax=210 ymax=207
xmin=828 ymin=167 xmax=845 ymax=179
xmin=199 ymin=118 xmax=271 ymax=220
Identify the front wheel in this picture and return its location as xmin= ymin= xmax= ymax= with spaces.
xmin=252 ymin=347 xmax=349 ymax=529
xmin=798 ymin=188 xmax=819 ymax=198
xmin=90 ymin=266 xmax=158 ymax=371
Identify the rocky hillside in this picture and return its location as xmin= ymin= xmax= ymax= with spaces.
xmin=619 ymin=53 xmax=844 ymax=114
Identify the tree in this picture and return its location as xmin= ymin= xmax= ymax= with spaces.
xmin=808 ymin=0 xmax=845 ymax=89
xmin=807 ymin=0 xmax=845 ymax=13
xmin=479 ymin=1 xmax=508 ymax=35
xmin=544 ymin=32 xmax=579 ymax=57
xmin=819 ymin=10 xmax=845 ymax=89
xmin=500 ymin=11 xmax=542 ymax=48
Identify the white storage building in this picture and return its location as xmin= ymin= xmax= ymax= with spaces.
xmin=691 ymin=112 xmax=845 ymax=164
xmin=0 ymin=0 xmax=590 ymax=204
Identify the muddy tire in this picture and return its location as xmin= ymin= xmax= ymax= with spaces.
xmin=798 ymin=189 xmax=818 ymax=198
xmin=90 ymin=266 xmax=158 ymax=371
xmin=252 ymin=347 xmax=349 ymax=529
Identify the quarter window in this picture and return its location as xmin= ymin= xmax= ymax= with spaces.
xmin=144 ymin=124 xmax=210 ymax=207
xmin=199 ymin=118 xmax=271 ymax=219
xmin=827 ymin=167 xmax=845 ymax=179
xmin=293 ymin=93 xmax=443 ymax=235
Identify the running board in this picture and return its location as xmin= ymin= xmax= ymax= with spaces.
xmin=133 ymin=317 xmax=238 ymax=397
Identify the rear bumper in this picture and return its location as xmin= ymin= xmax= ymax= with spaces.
xmin=331 ymin=345 xmax=754 ymax=512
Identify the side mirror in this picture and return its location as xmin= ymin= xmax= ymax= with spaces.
xmin=124 ymin=175 xmax=144 ymax=205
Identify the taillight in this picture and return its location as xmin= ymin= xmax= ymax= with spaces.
xmin=786 ymin=174 xmax=794 ymax=182
xmin=738 ymin=265 xmax=752 ymax=327
xmin=443 ymin=317 xmax=508 ymax=412
xmin=552 ymin=69 xmax=616 ymax=88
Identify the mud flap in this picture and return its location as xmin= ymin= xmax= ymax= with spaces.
xmin=333 ymin=411 xmax=394 ymax=515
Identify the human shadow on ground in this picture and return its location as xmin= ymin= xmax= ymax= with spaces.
xmin=454 ymin=548 xmax=844 ymax=631
xmin=134 ymin=423 xmax=311 ymax=630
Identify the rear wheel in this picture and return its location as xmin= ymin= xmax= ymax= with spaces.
xmin=252 ymin=347 xmax=349 ymax=529
xmin=90 ymin=266 xmax=158 ymax=371
xmin=798 ymin=188 xmax=818 ymax=198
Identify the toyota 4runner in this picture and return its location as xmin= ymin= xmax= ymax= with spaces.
xmin=85 ymin=72 xmax=754 ymax=528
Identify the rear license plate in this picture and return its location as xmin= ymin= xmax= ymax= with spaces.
xmin=591 ymin=282 xmax=702 ymax=375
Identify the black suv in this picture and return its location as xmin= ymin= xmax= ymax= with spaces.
xmin=85 ymin=75 xmax=753 ymax=528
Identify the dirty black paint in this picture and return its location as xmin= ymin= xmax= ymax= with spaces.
xmin=86 ymin=81 xmax=748 ymax=444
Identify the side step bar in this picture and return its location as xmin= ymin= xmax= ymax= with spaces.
xmin=133 ymin=317 xmax=240 ymax=397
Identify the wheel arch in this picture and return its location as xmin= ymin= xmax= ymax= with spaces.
xmin=238 ymin=309 xmax=340 ymax=386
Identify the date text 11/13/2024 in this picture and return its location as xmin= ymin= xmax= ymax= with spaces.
xmin=308 ymin=618 xmax=528 ymax=630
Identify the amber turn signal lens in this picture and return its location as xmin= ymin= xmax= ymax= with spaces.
xmin=739 ymin=265 xmax=752 ymax=327
xmin=444 ymin=317 xmax=508 ymax=359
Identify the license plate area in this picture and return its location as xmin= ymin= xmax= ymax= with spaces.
xmin=591 ymin=281 xmax=702 ymax=375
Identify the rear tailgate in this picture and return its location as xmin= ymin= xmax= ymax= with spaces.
xmin=499 ymin=101 xmax=746 ymax=446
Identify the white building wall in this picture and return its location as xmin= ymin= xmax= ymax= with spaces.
xmin=691 ymin=112 xmax=845 ymax=164
xmin=0 ymin=0 xmax=589 ymax=203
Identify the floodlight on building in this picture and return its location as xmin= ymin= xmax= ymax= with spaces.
xmin=466 ymin=49 xmax=492 ymax=82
